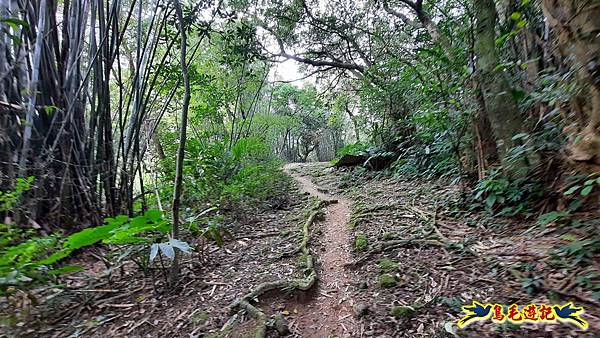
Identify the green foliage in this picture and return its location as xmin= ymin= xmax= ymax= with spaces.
xmin=156 ymin=132 xmax=288 ymax=210
xmin=0 ymin=176 xmax=33 ymax=212
xmin=391 ymin=137 xmax=460 ymax=179
xmin=336 ymin=142 xmax=370 ymax=158
xmin=555 ymin=236 xmax=600 ymax=265
xmin=472 ymin=168 xmax=543 ymax=215
xmin=0 ymin=228 xmax=60 ymax=290
xmin=537 ymin=211 xmax=570 ymax=226
xmin=563 ymin=173 xmax=600 ymax=197
xmin=0 ymin=209 xmax=176 ymax=294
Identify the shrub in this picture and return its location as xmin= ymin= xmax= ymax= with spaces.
xmin=335 ymin=142 xmax=370 ymax=158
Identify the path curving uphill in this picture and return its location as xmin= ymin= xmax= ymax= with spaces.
xmin=283 ymin=163 xmax=359 ymax=337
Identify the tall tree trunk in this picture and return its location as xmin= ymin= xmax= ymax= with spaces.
xmin=170 ymin=0 xmax=191 ymax=283
xmin=542 ymin=0 xmax=600 ymax=164
xmin=473 ymin=0 xmax=531 ymax=173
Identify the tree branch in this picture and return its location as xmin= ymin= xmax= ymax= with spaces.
xmin=260 ymin=25 xmax=365 ymax=73
xmin=381 ymin=0 xmax=420 ymax=29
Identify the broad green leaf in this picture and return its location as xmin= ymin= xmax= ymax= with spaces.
xmin=63 ymin=223 xmax=118 ymax=250
xmin=38 ymin=250 xmax=70 ymax=265
xmin=144 ymin=209 xmax=162 ymax=222
xmin=129 ymin=216 xmax=148 ymax=228
xmin=511 ymin=12 xmax=521 ymax=20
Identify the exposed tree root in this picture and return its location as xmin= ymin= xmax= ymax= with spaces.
xmin=223 ymin=199 xmax=334 ymax=337
xmin=346 ymin=237 xmax=446 ymax=268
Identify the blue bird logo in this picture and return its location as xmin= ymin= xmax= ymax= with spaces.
xmin=457 ymin=301 xmax=492 ymax=327
xmin=553 ymin=302 xmax=588 ymax=330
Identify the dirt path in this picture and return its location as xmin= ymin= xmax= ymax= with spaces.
xmin=283 ymin=163 xmax=359 ymax=338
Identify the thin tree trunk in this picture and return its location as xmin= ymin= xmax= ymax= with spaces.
xmin=18 ymin=0 xmax=47 ymax=178
xmin=170 ymin=0 xmax=191 ymax=283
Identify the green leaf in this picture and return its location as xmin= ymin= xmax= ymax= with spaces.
xmin=38 ymin=250 xmax=70 ymax=265
xmin=144 ymin=209 xmax=162 ymax=222
xmin=1 ymin=18 xmax=29 ymax=30
xmin=63 ymin=223 xmax=118 ymax=250
xmin=512 ymin=133 xmax=529 ymax=140
xmin=538 ymin=211 xmax=569 ymax=226
xmin=561 ymin=234 xmax=577 ymax=242
xmin=486 ymin=194 xmax=497 ymax=208
xmin=564 ymin=185 xmax=580 ymax=195
xmin=48 ymin=265 xmax=83 ymax=275
xmin=516 ymin=20 xmax=527 ymax=28
xmin=580 ymin=186 xmax=593 ymax=196
xmin=511 ymin=89 xmax=526 ymax=101
xmin=511 ymin=12 xmax=521 ymax=20
xmin=495 ymin=32 xmax=512 ymax=46
xmin=129 ymin=216 xmax=148 ymax=228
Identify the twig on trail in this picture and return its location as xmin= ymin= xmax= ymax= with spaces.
xmin=93 ymin=280 xmax=147 ymax=307
xmin=235 ymin=231 xmax=282 ymax=240
xmin=69 ymin=289 xmax=121 ymax=293
xmin=224 ymin=199 xmax=333 ymax=337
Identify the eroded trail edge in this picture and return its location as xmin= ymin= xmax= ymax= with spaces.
xmin=283 ymin=163 xmax=358 ymax=338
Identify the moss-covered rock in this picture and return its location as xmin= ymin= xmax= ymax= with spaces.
xmin=377 ymin=258 xmax=398 ymax=271
xmin=390 ymin=305 xmax=415 ymax=318
xmin=378 ymin=273 xmax=397 ymax=288
xmin=355 ymin=234 xmax=368 ymax=251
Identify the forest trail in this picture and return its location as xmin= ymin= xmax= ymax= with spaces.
xmin=283 ymin=163 xmax=359 ymax=337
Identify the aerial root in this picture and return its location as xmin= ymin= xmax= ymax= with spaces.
xmin=222 ymin=200 xmax=330 ymax=337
